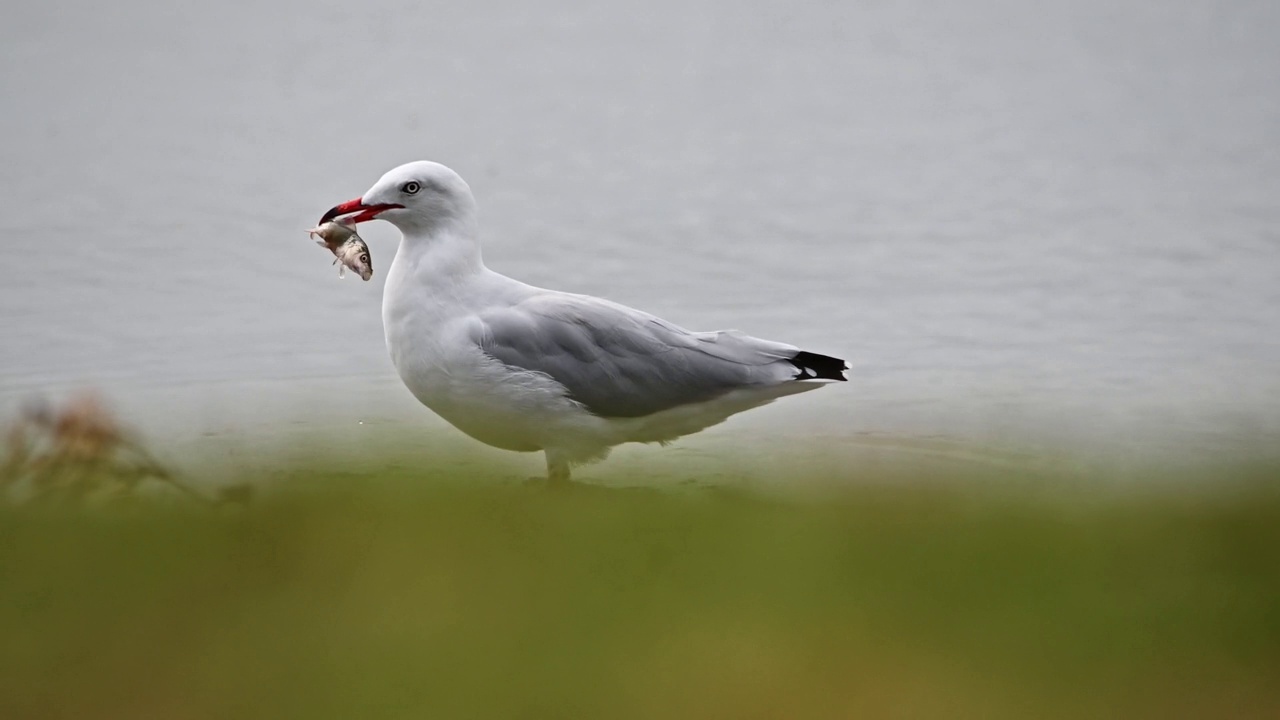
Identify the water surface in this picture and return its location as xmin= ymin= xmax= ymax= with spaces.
xmin=3 ymin=1 xmax=1278 ymax=473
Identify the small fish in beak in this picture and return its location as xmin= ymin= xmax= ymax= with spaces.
xmin=307 ymin=220 xmax=373 ymax=281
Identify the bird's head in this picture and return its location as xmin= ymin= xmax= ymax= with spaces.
xmin=319 ymin=161 xmax=477 ymax=236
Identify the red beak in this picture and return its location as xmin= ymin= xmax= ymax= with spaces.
xmin=319 ymin=197 xmax=404 ymax=225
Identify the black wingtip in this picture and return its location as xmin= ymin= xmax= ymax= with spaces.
xmin=788 ymin=351 xmax=848 ymax=381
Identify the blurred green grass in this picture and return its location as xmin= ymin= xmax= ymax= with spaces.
xmin=2 ymin=463 xmax=1278 ymax=719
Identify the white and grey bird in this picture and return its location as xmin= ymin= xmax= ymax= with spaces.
xmin=317 ymin=162 xmax=847 ymax=484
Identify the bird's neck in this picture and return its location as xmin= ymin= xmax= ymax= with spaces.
xmin=394 ymin=221 xmax=486 ymax=285
xmin=383 ymin=221 xmax=494 ymax=358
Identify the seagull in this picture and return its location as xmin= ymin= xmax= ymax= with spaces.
xmin=319 ymin=161 xmax=847 ymax=484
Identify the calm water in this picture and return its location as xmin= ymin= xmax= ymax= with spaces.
xmin=3 ymin=1 xmax=1279 ymax=473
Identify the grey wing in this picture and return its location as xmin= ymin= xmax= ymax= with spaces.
xmin=471 ymin=293 xmax=802 ymax=418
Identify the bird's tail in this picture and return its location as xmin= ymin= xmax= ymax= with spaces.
xmin=787 ymin=351 xmax=848 ymax=381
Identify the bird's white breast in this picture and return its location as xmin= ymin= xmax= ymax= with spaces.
xmin=381 ymin=239 xmax=593 ymax=453
xmin=382 ymin=239 xmax=476 ymax=407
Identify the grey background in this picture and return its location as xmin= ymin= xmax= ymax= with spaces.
xmin=2 ymin=1 xmax=1278 ymax=474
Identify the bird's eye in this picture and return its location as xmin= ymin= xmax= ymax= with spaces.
xmin=401 ymin=181 xmax=421 ymax=195
xmin=360 ymin=254 xmax=370 ymax=263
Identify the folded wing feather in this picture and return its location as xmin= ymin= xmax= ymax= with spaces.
xmin=472 ymin=293 xmax=800 ymax=418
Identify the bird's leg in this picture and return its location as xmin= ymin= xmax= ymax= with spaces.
xmin=545 ymin=450 xmax=571 ymax=487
